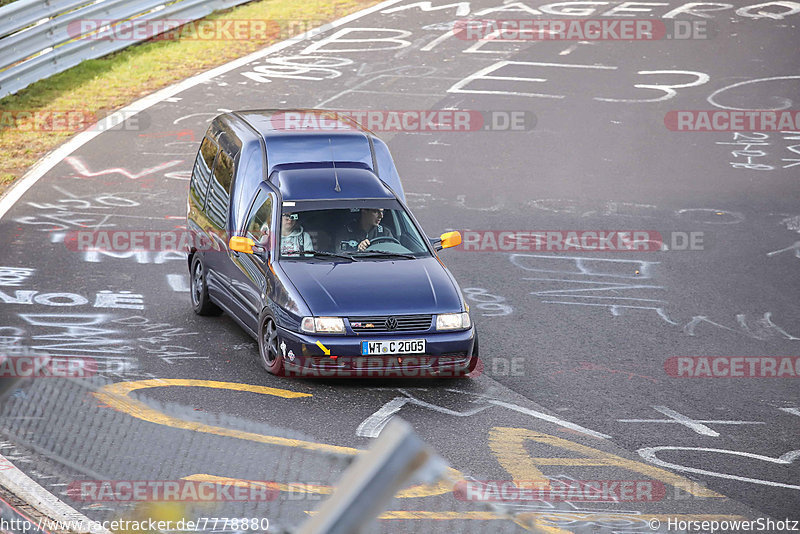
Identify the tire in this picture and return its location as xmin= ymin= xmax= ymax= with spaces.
xmin=258 ymin=314 xmax=285 ymax=376
xmin=190 ymin=255 xmax=222 ymax=316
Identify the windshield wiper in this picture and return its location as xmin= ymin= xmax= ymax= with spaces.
xmin=354 ymin=251 xmax=416 ymax=259
xmin=292 ymin=250 xmax=358 ymax=261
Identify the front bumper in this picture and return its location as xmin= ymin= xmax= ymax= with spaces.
xmin=277 ymin=326 xmax=476 ymax=378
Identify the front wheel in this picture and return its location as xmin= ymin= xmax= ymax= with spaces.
xmin=190 ymin=255 xmax=221 ymax=316
xmin=258 ymin=314 xmax=285 ymax=376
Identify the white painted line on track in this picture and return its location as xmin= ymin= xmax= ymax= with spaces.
xmin=0 ymin=0 xmax=404 ymax=221
xmin=481 ymin=398 xmax=612 ymax=439
xmin=167 ymin=273 xmax=190 ymax=292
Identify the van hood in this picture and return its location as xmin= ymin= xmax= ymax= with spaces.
xmin=282 ymin=257 xmax=462 ymax=316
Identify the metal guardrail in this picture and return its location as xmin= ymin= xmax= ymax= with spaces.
xmin=0 ymin=0 xmax=253 ymax=100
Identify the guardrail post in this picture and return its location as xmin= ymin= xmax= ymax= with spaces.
xmin=297 ymin=418 xmax=447 ymax=534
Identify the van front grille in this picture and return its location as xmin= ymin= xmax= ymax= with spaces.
xmin=348 ymin=315 xmax=433 ymax=333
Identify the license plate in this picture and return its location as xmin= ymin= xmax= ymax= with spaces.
xmin=361 ymin=339 xmax=425 ymax=355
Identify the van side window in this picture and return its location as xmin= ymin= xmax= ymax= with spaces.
xmin=245 ymin=189 xmax=273 ymax=246
xmin=206 ymin=150 xmax=235 ymax=228
xmin=190 ymin=137 xmax=217 ymax=208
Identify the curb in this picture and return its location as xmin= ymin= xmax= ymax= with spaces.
xmin=0 ymin=453 xmax=109 ymax=534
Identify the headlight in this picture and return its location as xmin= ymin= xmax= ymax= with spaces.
xmin=436 ymin=312 xmax=471 ymax=331
xmin=300 ymin=317 xmax=345 ymax=334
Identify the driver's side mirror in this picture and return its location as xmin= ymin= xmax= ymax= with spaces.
xmin=229 ymin=236 xmax=268 ymax=258
xmin=431 ymin=231 xmax=462 ymax=251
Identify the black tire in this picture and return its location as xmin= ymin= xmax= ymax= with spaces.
xmin=258 ymin=313 xmax=285 ymax=376
xmin=190 ymin=255 xmax=222 ymax=316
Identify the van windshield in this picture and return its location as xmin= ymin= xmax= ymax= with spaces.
xmin=279 ymin=200 xmax=431 ymax=259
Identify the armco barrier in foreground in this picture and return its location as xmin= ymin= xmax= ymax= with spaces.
xmin=0 ymin=377 xmax=523 ymax=532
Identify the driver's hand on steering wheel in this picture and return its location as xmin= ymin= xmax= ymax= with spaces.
xmin=358 ymin=239 xmax=370 ymax=251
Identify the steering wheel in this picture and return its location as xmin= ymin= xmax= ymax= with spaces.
xmin=368 ymin=236 xmax=401 ymax=246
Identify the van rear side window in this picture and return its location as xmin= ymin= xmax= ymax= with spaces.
xmin=190 ymin=137 xmax=217 ymax=208
xmin=206 ymin=150 xmax=235 ymax=228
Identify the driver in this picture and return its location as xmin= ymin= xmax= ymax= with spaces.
xmin=337 ymin=208 xmax=394 ymax=252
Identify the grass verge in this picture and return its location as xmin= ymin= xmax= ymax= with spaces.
xmin=0 ymin=0 xmax=382 ymax=196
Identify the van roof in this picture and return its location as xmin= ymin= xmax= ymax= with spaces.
xmin=271 ymin=165 xmax=395 ymax=201
xmin=235 ymin=109 xmax=370 ymax=135
xmin=230 ymin=109 xmax=405 ymax=202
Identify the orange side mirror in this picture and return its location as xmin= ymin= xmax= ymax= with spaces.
xmin=440 ymin=231 xmax=462 ymax=249
xmin=229 ymin=236 xmax=255 ymax=254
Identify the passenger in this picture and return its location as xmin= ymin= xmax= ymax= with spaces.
xmin=280 ymin=213 xmax=312 ymax=255
xmin=336 ymin=208 xmax=394 ymax=252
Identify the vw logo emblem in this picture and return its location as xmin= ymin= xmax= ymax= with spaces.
xmin=385 ymin=317 xmax=398 ymax=330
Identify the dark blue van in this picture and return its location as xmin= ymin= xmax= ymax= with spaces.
xmin=186 ymin=110 xmax=477 ymax=377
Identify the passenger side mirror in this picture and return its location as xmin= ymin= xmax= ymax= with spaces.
xmin=440 ymin=231 xmax=462 ymax=249
xmin=431 ymin=231 xmax=462 ymax=251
